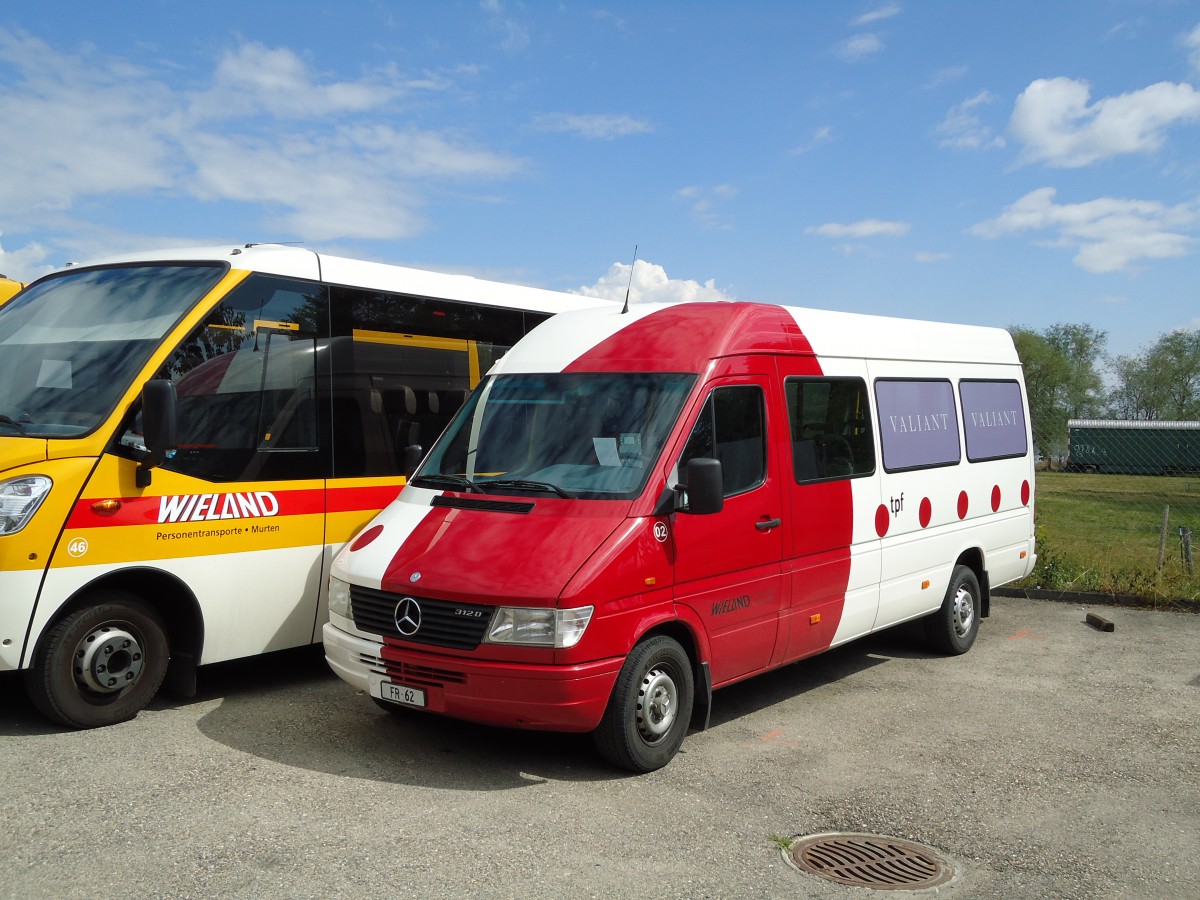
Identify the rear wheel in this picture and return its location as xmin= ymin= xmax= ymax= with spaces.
xmin=25 ymin=593 xmax=169 ymax=729
xmin=925 ymin=565 xmax=980 ymax=655
xmin=593 ymin=635 xmax=693 ymax=773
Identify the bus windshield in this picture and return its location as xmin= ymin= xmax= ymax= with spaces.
xmin=0 ymin=264 xmax=226 ymax=437
xmin=413 ymin=372 xmax=696 ymax=500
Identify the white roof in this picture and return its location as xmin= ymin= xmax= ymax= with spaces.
xmin=63 ymin=243 xmax=604 ymax=315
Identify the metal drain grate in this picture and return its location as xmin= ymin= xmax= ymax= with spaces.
xmin=787 ymin=833 xmax=954 ymax=891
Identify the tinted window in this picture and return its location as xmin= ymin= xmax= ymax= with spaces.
xmin=960 ymin=380 xmax=1028 ymax=461
xmin=874 ymin=379 xmax=960 ymax=472
xmin=141 ymin=274 xmax=328 ymax=482
xmin=330 ymin=286 xmax=551 ymax=478
xmin=785 ymin=377 xmax=874 ymax=483
xmin=679 ymin=386 xmax=766 ymax=497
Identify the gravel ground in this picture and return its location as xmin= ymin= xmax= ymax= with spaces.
xmin=1 ymin=596 xmax=1197 ymax=899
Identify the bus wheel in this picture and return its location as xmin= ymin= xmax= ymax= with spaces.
xmin=925 ymin=565 xmax=980 ymax=655
xmin=25 ymin=593 xmax=169 ymax=729
xmin=593 ymin=635 xmax=694 ymax=773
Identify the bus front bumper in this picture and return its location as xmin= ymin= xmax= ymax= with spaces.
xmin=322 ymin=622 xmax=622 ymax=733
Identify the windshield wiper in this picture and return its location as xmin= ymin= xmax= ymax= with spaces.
xmin=0 ymin=415 xmax=27 ymax=435
xmin=410 ymin=473 xmax=485 ymax=494
xmin=484 ymin=479 xmax=575 ymax=499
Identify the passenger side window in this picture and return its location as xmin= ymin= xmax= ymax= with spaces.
xmin=146 ymin=274 xmax=328 ymax=482
xmin=785 ymin=377 xmax=875 ymax=483
xmin=679 ymin=386 xmax=766 ymax=497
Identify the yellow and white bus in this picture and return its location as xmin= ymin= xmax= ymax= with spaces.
xmin=0 ymin=276 xmax=23 ymax=306
xmin=0 ymin=243 xmax=599 ymax=728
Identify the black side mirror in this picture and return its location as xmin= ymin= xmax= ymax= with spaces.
xmin=136 ymin=379 xmax=177 ymax=488
xmin=403 ymin=444 xmax=424 ymax=479
xmin=678 ymin=457 xmax=723 ymax=515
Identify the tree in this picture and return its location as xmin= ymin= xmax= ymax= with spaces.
xmin=1043 ymin=323 xmax=1107 ymax=418
xmin=1009 ymin=323 xmax=1108 ymax=464
xmin=1109 ymin=329 xmax=1200 ymax=420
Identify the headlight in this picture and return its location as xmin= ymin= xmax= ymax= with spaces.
xmin=486 ymin=606 xmax=593 ymax=648
xmin=0 ymin=476 xmax=52 ymax=536
xmin=328 ymin=576 xmax=353 ymax=619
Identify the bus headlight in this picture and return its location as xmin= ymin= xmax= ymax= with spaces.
xmin=486 ymin=606 xmax=593 ymax=649
xmin=0 ymin=476 xmax=52 ymax=536
xmin=328 ymin=576 xmax=353 ymax=619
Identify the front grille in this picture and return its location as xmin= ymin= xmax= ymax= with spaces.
xmin=353 ymin=651 xmax=467 ymax=689
xmin=350 ymin=584 xmax=492 ymax=650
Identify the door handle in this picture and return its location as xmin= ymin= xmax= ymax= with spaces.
xmin=756 ymin=517 xmax=782 ymax=531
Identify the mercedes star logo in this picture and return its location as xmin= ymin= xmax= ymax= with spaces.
xmin=393 ymin=597 xmax=422 ymax=637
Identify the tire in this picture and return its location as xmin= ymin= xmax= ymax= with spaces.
xmin=24 ymin=593 xmax=169 ymax=729
xmin=925 ymin=565 xmax=981 ymax=655
xmin=592 ymin=635 xmax=694 ymax=773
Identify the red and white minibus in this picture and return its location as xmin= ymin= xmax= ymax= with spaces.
xmin=323 ymin=301 xmax=1036 ymax=771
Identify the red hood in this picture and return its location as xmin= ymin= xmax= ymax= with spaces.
xmin=380 ymin=496 xmax=629 ymax=606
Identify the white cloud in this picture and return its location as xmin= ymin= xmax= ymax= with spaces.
xmin=835 ymin=34 xmax=884 ymax=61
xmin=532 ymin=113 xmax=654 ymax=140
xmin=915 ymin=251 xmax=951 ymax=263
xmin=676 ymin=185 xmax=739 ymax=231
xmin=853 ymin=4 xmax=902 ymax=26
xmin=791 ymin=125 xmax=834 ymax=154
xmin=0 ymin=28 xmax=523 ymax=244
xmin=0 ymin=235 xmax=53 ymax=282
xmin=1185 ymin=24 xmax=1200 ymax=74
xmin=924 ymin=66 xmax=968 ymax=90
xmin=806 ymin=219 xmax=911 ymax=238
xmin=936 ymin=91 xmax=1005 ymax=150
xmin=970 ymin=187 xmax=1200 ymax=273
xmin=187 ymin=42 xmax=423 ymax=121
xmin=574 ymin=260 xmax=734 ymax=304
xmin=1009 ymin=77 xmax=1200 ymax=168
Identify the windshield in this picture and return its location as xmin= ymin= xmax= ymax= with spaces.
xmin=414 ymin=372 xmax=696 ymax=500
xmin=0 ymin=264 xmax=226 ymax=437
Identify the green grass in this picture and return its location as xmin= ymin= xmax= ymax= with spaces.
xmin=1018 ymin=472 xmax=1200 ymax=603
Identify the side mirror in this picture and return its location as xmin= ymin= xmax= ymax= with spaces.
xmin=678 ymin=457 xmax=723 ymax=515
xmin=136 ymin=379 xmax=177 ymax=488
xmin=403 ymin=444 xmax=424 ymax=479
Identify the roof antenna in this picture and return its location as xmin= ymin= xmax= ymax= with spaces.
xmin=621 ymin=245 xmax=638 ymax=315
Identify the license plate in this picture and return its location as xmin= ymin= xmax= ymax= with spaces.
xmin=370 ymin=674 xmax=426 ymax=708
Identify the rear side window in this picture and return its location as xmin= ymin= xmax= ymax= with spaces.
xmin=785 ymin=377 xmax=875 ymax=483
xmin=874 ymin=379 xmax=960 ymax=472
xmin=959 ymin=379 xmax=1027 ymax=462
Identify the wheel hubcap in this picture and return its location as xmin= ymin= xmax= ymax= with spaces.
xmin=952 ymin=587 xmax=975 ymax=638
xmin=74 ymin=625 xmax=144 ymax=694
xmin=636 ymin=667 xmax=677 ymax=743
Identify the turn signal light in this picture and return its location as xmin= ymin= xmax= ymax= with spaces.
xmin=91 ymin=499 xmax=122 ymax=515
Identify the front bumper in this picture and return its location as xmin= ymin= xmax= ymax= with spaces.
xmin=322 ymin=622 xmax=623 ymax=733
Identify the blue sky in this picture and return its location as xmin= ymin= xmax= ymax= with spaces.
xmin=1 ymin=1 xmax=1198 ymax=360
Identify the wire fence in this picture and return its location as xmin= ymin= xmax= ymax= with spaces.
xmin=1018 ymin=420 xmax=1200 ymax=606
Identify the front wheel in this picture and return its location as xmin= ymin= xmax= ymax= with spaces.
xmin=25 ymin=593 xmax=169 ymax=729
xmin=593 ymin=635 xmax=694 ymax=773
xmin=925 ymin=565 xmax=981 ymax=655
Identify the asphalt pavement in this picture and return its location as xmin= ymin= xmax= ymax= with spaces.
xmin=1 ymin=596 xmax=1197 ymax=899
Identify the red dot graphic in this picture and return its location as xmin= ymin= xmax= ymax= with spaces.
xmin=1021 ymin=480 xmax=1031 ymax=505
xmin=991 ymin=485 xmax=1001 ymax=512
xmin=957 ymin=491 xmax=968 ymax=519
xmin=919 ymin=497 xmax=932 ymax=528
xmin=875 ymin=504 xmax=890 ymax=537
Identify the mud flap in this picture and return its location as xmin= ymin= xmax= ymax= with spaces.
xmin=690 ymin=660 xmax=713 ymax=731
